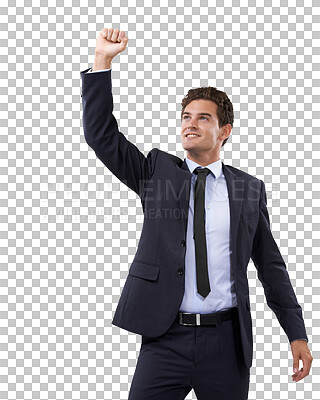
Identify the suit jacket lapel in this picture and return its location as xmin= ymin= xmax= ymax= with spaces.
xmin=222 ymin=163 xmax=244 ymax=273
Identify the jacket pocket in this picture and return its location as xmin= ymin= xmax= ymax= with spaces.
xmin=129 ymin=260 xmax=160 ymax=281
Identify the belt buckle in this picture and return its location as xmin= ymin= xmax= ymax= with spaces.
xmin=179 ymin=312 xmax=201 ymax=326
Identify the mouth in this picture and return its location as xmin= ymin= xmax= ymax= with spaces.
xmin=185 ymin=133 xmax=201 ymax=139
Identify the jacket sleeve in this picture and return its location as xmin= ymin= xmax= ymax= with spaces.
xmin=250 ymin=180 xmax=309 ymax=344
xmin=80 ymin=67 xmax=158 ymax=197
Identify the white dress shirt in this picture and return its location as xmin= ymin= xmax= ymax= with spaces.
xmin=179 ymin=157 xmax=237 ymax=313
xmin=86 ymin=68 xmax=111 ymax=73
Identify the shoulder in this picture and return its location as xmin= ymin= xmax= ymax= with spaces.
xmin=154 ymin=149 xmax=184 ymax=166
xmin=224 ymin=164 xmax=261 ymax=183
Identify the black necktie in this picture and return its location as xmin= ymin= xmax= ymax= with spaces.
xmin=193 ymin=167 xmax=212 ymax=298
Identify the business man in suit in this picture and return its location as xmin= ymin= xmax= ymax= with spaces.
xmin=81 ymin=27 xmax=313 ymax=399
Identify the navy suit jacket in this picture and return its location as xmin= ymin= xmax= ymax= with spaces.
xmin=80 ymin=67 xmax=308 ymax=369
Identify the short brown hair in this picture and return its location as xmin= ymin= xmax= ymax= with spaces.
xmin=181 ymin=87 xmax=234 ymax=147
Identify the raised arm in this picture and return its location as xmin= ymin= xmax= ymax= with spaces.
xmin=81 ymin=28 xmax=158 ymax=196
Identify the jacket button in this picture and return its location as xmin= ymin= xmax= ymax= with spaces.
xmin=181 ymin=240 xmax=186 ymax=246
xmin=178 ymin=268 xmax=184 ymax=275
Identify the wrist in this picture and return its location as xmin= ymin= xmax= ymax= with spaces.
xmin=93 ymin=53 xmax=113 ymax=70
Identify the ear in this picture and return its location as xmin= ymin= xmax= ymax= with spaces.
xmin=220 ymin=124 xmax=232 ymax=140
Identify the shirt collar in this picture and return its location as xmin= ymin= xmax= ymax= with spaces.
xmin=185 ymin=156 xmax=222 ymax=180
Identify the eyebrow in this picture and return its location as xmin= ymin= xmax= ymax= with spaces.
xmin=182 ymin=112 xmax=212 ymax=118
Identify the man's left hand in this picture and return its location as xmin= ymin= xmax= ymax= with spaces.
xmin=291 ymin=340 xmax=313 ymax=382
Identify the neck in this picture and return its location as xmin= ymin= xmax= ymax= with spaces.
xmin=186 ymin=150 xmax=220 ymax=166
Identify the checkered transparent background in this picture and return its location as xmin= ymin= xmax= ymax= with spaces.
xmin=1 ymin=0 xmax=319 ymax=399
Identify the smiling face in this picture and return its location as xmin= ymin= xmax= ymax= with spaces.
xmin=180 ymin=99 xmax=232 ymax=166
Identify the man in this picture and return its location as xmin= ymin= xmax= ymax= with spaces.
xmin=80 ymin=27 xmax=313 ymax=399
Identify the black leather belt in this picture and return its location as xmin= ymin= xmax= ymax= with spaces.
xmin=175 ymin=307 xmax=238 ymax=326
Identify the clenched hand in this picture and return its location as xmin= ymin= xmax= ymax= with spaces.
xmin=95 ymin=27 xmax=129 ymax=59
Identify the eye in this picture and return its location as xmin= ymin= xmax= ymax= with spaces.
xmin=183 ymin=116 xmax=208 ymax=120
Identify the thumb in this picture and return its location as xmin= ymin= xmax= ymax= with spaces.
xmin=120 ymin=31 xmax=128 ymax=43
xmin=293 ymin=357 xmax=299 ymax=373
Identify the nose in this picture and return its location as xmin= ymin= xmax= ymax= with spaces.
xmin=185 ymin=118 xmax=198 ymax=129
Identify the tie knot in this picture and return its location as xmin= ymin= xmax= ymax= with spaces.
xmin=194 ymin=167 xmax=211 ymax=177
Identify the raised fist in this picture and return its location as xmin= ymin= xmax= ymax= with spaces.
xmin=95 ymin=27 xmax=129 ymax=59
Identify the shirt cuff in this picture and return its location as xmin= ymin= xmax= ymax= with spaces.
xmin=85 ymin=68 xmax=111 ymax=73
xmin=290 ymin=338 xmax=308 ymax=344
